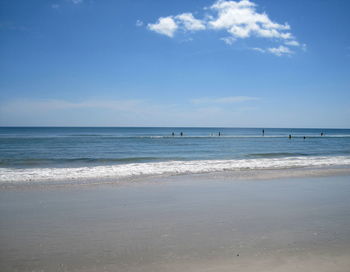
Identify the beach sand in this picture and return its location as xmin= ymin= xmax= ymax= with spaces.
xmin=1 ymin=173 xmax=350 ymax=271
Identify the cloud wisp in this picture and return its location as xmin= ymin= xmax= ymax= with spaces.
xmin=136 ymin=20 xmax=144 ymax=27
xmin=267 ymin=45 xmax=293 ymax=57
xmin=0 ymin=97 xmax=260 ymax=127
xmin=192 ymin=96 xmax=259 ymax=104
xmin=0 ymin=99 xmax=144 ymax=112
xmin=146 ymin=0 xmax=304 ymax=56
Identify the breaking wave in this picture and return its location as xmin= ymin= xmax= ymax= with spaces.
xmin=1 ymin=156 xmax=350 ymax=184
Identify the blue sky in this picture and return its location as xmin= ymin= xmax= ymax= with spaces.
xmin=0 ymin=0 xmax=349 ymax=127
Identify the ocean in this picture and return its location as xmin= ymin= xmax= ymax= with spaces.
xmin=1 ymin=127 xmax=350 ymax=184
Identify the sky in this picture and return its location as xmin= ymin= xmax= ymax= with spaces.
xmin=0 ymin=0 xmax=349 ymax=128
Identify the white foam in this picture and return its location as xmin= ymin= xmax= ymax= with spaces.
xmin=1 ymin=156 xmax=350 ymax=184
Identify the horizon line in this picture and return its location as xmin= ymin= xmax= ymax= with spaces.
xmin=0 ymin=126 xmax=349 ymax=130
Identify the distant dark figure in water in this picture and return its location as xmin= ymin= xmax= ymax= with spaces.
xmin=262 ymin=129 xmax=265 ymax=136
xmin=321 ymin=132 xmax=324 ymax=136
xmin=218 ymin=132 xmax=221 ymax=136
xmin=172 ymin=132 xmax=175 ymax=136
xmin=303 ymin=136 xmax=306 ymax=140
xmin=180 ymin=132 xmax=183 ymax=136
xmin=289 ymin=134 xmax=292 ymax=139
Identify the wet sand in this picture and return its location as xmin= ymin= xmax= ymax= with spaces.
xmin=1 ymin=174 xmax=350 ymax=271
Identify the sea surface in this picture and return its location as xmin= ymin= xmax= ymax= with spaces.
xmin=1 ymin=127 xmax=350 ymax=184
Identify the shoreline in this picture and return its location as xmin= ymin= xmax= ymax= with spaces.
xmin=1 ymin=165 xmax=350 ymax=190
xmin=2 ymin=155 xmax=350 ymax=186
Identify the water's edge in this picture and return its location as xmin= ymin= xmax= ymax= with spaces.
xmin=1 ymin=165 xmax=350 ymax=190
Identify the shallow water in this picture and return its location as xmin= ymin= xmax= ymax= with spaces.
xmin=1 ymin=127 xmax=350 ymax=183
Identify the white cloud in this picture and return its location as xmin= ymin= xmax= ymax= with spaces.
xmin=146 ymin=0 xmax=304 ymax=56
xmin=147 ymin=13 xmax=205 ymax=37
xmin=71 ymin=0 xmax=83 ymax=4
xmin=220 ymin=36 xmax=236 ymax=45
xmin=267 ymin=45 xmax=293 ymax=56
xmin=209 ymin=0 xmax=292 ymax=40
xmin=148 ymin=17 xmax=178 ymax=37
xmin=51 ymin=4 xmax=60 ymax=9
xmin=251 ymin=47 xmax=265 ymax=53
xmin=284 ymin=40 xmax=299 ymax=47
xmin=192 ymin=96 xmax=259 ymax=104
xmin=175 ymin=13 xmax=206 ymax=31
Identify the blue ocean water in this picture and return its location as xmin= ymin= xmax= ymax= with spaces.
xmin=1 ymin=127 xmax=350 ymax=183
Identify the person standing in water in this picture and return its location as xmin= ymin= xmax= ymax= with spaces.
xmin=289 ymin=134 xmax=292 ymax=139
xmin=218 ymin=132 xmax=221 ymax=136
xmin=262 ymin=129 xmax=265 ymax=136
xmin=180 ymin=132 xmax=183 ymax=136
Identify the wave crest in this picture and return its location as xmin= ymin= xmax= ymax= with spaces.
xmin=1 ymin=156 xmax=350 ymax=184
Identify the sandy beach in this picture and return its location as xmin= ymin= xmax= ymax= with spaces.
xmin=1 ymin=172 xmax=350 ymax=272
xmin=2 ymin=0 xmax=350 ymax=270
